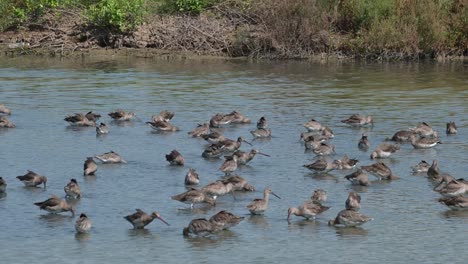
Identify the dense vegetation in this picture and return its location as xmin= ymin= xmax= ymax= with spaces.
xmin=1 ymin=0 xmax=466 ymax=59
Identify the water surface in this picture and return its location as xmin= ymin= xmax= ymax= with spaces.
xmin=0 ymin=57 xmax=467 ymax=263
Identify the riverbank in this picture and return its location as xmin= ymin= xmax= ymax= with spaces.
xmin=0 ymin=1 xmax=467 ymax=61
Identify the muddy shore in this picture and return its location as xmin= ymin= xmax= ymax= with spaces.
xmin=0 ymin=10 xmax=465 ymax=62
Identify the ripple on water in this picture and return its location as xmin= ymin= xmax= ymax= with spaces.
xmin=0 ymin=58 xmax=466 ymax=264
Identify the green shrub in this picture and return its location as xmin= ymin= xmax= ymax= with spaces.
xmin=156 ymin=0 xmax=218 ymax=14
xmin=85 ymin=0 xmax=146 ymax=31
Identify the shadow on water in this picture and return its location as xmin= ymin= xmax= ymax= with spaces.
xmin=349 ymin=185 xmax=370 ymax=193
xmin=75 ymin=232 xmax=91 ymax=242
xmin=175 ymin=206 xmax=215 ymax=216
xmin=247 ymin=215 xmax=269 ymax=228
xmin=110 ymin=120 xmax=137 ymax=127
xmin=127 ymin=228 xmax=157 ymax=239
xmin=83 ymin=175 xmax=97 ymax=184
xmin=65 ymin=125 xmax=95 ymax=132
xmin=287 ymin=218 xmax=321 ymax=232
xmin=23 ymin=186 xmax=47 ymax=193
xmin=333 ymin=226 xmax=369 ymax=237
xmin=304 ymin=172 xmax=339 ymax=181
xmin=65 ymin=197 xmax=81 ymax=207
xmin=441 ymin=209 xmax=468 ymax=219
xmin=185 ymin=230 xmax=237 ymax=249
xmin=0 ymin=192 xmax=6 ymax=200
xmin=38 ymin=214 xmax=74 ymax=227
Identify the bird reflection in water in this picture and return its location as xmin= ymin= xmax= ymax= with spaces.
xmin=441 ymin=210 xmax=468 ymax=219
xmin=127 ymin=228 xmax=157 ymax=239
xmin=247 ymin=215 xmax=269 ymax=228
xmin=75 ymin=232 xmax=91 ymax=242
xmin=333 ymin=226 xmax=369 ymax=237
xmin=184 ymin=230 xmax=237 ymax=249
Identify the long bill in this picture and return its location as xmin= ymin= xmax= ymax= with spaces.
xmin=157 ymin=216 xmax=170 ymax=226
xmin=271 ymin=192 xmax=281 ymax=199
xmin=243 ymin=139 xmax=253 ymax=146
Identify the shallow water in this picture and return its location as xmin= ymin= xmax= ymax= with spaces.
xmin=0 ymin=57 xmax=467 ymax=263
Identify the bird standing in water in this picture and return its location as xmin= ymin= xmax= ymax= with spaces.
xmin=16 ymin=170 xmax=47 ymax=188
xmin=124 ymin=209 xmax=170 ymax=229
xmin=84 ymin=157 xmax=97 ymax=176
xmin=34 ymin=195 xmax=74 ymax=215
xmin=75 ymin=213 xmax=92 ymax=233
xmin=166 ymin=150 xmax=185 ymax=166
xmin=64 ymin=179 xmax=81 ymax=199
xmin=246 ymin=188 xmax=281 ymax=215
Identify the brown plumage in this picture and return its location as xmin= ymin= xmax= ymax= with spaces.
xmin=409 ymin=134 xmax=442 ymax=149
xmin=446 ymin=121 xmax=457 ymax=135
xmin=0 ymin=116 xmax=15 ymax=128
xmin=96 ymin=122 xmax=109 ymax=135
xmin=312 ymin=142 xmax=336 ymax=156
xmin=303 ymin=158 xmax=339 ymax=173
xmin=246 ymin=188 xmax=281 ymax=215
xmin=209 ymin=113 xmax=230 ymax=128
xmin=336 ymin=154 xmax=359 ymax=170
xmin=0 ymin=104 xmax=12 ymax=115
xmin=75 ymin=213 xmax=92 ymax=233
xmin=185 ymin=168 xmax=199 ymax=185
xmin=83 ymin=157 xmax=97 ymax=176
xmin=202 ymin=144 xmax=224 ymax=159
xmin=310 ymin=189 xmax=327 ymax=204
xmin=124 ymin=209 xmax=169 ymax=229
xmin=146 ymin=120 xmax=179 ymax=132
xmin=358 ymin=134 xmax=369 ymax=151
xmin=183 ymin=218 xmax=221 ymax=237
xmin=95 ymin=151 xmax=126 ymax=163
xmin=222 ymin=110 xmax=251 ymax=124
xmin=64 ymin=113 xmax=95 ymax=126
xmin=345 ymin=192 xmax=361 ymax=211
xmin=16 ymin=170 xmax=47 ymax=187
xmin=410 ymin=122 xmax=437 ymax=138
xmin=64 ymin=179 xmax=81 ymax=199
xmin=256 ymin=116 xmax=268 ymax=129
xmin=303 ymin=119 xmax=325 ymax=132
xmin=435 ymin=179 xmax=467 ymax=197
xmin=209 ymin=210 xmax=244 ymax=229
xmin=426 ymin=160 xmax=454 ymax=182
xmin=345 ymin=169 xmax=370 ymax=186
xmin=152 ymin=110 xmax=175 ymax=122
xmin=287 ymin=200 xmax=330 ymax=221
xmin=188 ymin=123 xmax=210 ymax=137
xmin=85 ymin=111 xmax=101 ymax=121
xmin=221 ymin=175 xmax=255 ymax=191
xmin=171 ymin=189 xmax=216 ymax=208
xmin=370 ymin=143 xmax=400 ymax=159
xmin=218 ymin=137 xmax=252 ymax=153
xmin=0 ymin=177 xmax=7 ymax=192
xmin=108 ymin=109 xmax=136 ymax=121
xmin=361 ymin=162 xmax=399 ymax=180
xmin=166 ymin=150 xmax=184 ymax=166
xmin=202 ymin=130 xmax=225 ymax=144
xmin=412 ymin=160 xmax=431 ymax=173
xmin=219 ymin=155 xmax=238 ymax=175
xmin=385 ymin=130 xmax=414 ymax=142
xmin=233 ymin=149 xmax=270 ymax=165
xmin=328 ymin=209 xmax=373 ymax=227
xmin=250 ymin=128 xmax=272 ymax=138
xmin=439 ymin=196 xmax=468 ymax=210
xmin=201 ymin=181 xmax=234 ymax=199
xmin=341 ymin=114 xmax=373 ymax=127
xmin=34 ymin=195 xmax=74 ymax=215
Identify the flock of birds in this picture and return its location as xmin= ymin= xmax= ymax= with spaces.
xmin=0 ymin=102 xmax=466 ymax=237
